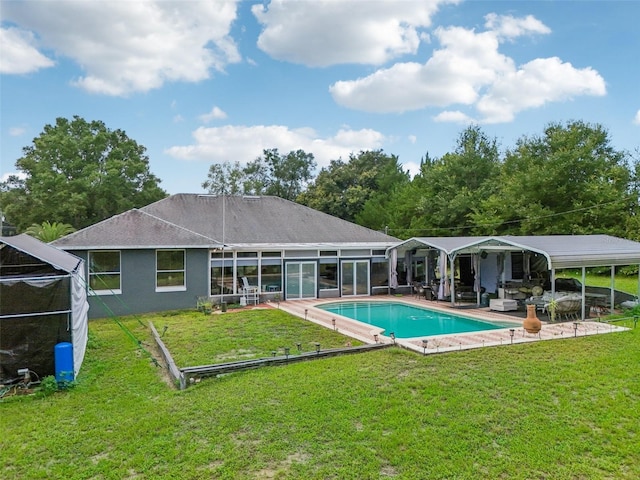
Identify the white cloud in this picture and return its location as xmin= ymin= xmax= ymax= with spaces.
xmin=252 ymin=0 xmax=459 ymax=67
xmin=0 ymin=27 xmax=54 ymax=74
xmin=165 ymin=124 xmax=385 ymax=169
xmin=330 ymin=26 xmax=513 ymax=112
xmin=433 ymin=111 xmax=474 ymax=124
xmin=199 ymin=106 xmax=228 ymax=123
xmin=329 ymin=14 xmax=606 ymax=123
xmin=484 ymin=13 xmax=551 ymax=39
xmin=477 ymin=57 xmax=606 ymax=123
xmin=2 ymin=0 xmax=241 ymax=96
xmin=634 ymin=110 xmax=640 ymax=125
xmin=403 ymin=160 xmax=421 ymax=178
xmin=8 ymin=126 xmax=27 ymax=137
xmin=1 ymin=172 xmax=27 ymax=183
xmin=173 ymin=115 xmax=185 ymax=124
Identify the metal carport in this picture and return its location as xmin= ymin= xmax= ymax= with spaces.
xmin=387 ymin=234 xmax=640 ymax=318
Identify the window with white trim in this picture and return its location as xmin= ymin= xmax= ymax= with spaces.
xmin=156 ymin=249 xmax=186 ymax=291
xmin=89 ymin=250 xmax=121 ymax=294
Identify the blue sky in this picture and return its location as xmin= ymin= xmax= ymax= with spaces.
xmin=2 ymin=0 xmax=639 ymax=195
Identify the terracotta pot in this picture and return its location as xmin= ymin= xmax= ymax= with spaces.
xmin=523 ymin=304 xmax=542 ymax=334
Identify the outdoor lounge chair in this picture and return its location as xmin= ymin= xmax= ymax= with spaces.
xmin=546 ymin=295 xmax=582 ymax=321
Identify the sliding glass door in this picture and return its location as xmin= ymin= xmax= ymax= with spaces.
xmin=341 ymin=260 xmax=369 ymax=296
xmin=285 ymin=261 xmax=317 ymax=300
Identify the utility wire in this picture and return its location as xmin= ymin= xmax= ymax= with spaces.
xmin=82 ymin=274 xmax=160 ymax=367
xmin=387 ymin=198 xmax=631 ymax=236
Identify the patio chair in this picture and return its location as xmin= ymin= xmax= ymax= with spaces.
xmin=241 ymin=277 xmax=259 ymax=305
xmin=412 ymin=281 xmax=425 ymax=299
xmin=546 ymin=295 xmax=582 ymax=321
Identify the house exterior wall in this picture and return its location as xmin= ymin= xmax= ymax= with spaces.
xmin=68 ymin=246 xmax=391 ymax=318
xmin=73 ymin=249 xmax=210 ymax=319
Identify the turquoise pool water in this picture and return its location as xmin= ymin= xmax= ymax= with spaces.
xmin=318 ymin=301 xmax=514 ymax=338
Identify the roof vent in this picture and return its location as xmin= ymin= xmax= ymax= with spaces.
xmin=242 ymin=195 xmax=261 ymax=201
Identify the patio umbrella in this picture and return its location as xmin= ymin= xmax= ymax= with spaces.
xmin=473 ymin=253 xmax=480 ymax=292
xmin=389 ymin=249 xmax=398 ymax=289
xmin=404 ymin=250 xmax=413 ymax=285
xmin=438 ymin=250 xmax=447 ymax=299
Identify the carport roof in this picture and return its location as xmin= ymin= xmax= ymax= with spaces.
xmin=389 ymin=235 xmax=640 ymax=269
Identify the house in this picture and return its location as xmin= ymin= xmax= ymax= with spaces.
xmin=0 ymin=234 xmax=89 ymax=383
xmin=52 ymin=194 xmax=399 ymax=318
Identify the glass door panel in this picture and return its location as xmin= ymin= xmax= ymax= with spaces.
xmin=356 ymin=261 xmax=370 ymax=295
xmin=341 ymin=260 xmax=369 ymax=296
xmin=302 ymin=262 xmax=316 ymax=298
xmin=285 ymin=262 xmax=317 ymax=300
xmin=341 ymin=262 xmax=354 ymax=296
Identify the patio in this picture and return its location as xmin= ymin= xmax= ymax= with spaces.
xmin=276 ymin=295 xmax=628 ymax=355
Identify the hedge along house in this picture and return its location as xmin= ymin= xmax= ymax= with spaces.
xmin=388 ymin=235 xmax=640 ymax=319
xmin=52 ymin=194 xmax=400 ymax=319
xmin=0 ymin=234 xmax=89 ymax=383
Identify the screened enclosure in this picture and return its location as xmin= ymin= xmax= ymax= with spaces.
xmin=0 ymin=234 xmax=89 ymax=383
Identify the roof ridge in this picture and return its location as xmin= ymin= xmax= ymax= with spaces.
xmin=137 ymin=209 xmax=222 ymax=244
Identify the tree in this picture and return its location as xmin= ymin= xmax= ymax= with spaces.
xmin=470 ymin=121 xmax=634 ymax=236
xmin=243 ymin=149 xmax=316 ymax=200
xmin=202 ymin=161 xmax=244 ymax=195
xmin=25 ymin=221 xmax=76 ymax=242
xmin=385 ymin=126 xmax=502 ymax=238
xmin=298 ymin=150 xmax=408 ymax=224
xmin=0 ymin=116 xmax=166 ymax=230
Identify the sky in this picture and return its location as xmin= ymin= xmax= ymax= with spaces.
xmin=1 ymin=0 xmax=639 ymax=195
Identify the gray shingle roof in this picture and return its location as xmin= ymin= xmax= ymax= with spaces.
xmin=52 ymin=208 xmax=219 ymax=249
xmin=140 ymin=194 xmax=397 ymax=245
xmin=53 ymin=195 xmax=398 ymax=249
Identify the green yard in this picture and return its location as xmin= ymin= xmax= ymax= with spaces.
xmin=1 ymin=308 xmax=639 ymax=479
xmin=563 ymin=271 xmax=639 ymax=296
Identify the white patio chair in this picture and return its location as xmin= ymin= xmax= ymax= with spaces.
xmin=241 ymin=277 xmax=259 ymax=305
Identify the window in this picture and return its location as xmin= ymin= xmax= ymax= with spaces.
xmin=89 ymin=251 xmax=121 ymax=294
xmin=319 ymin=258 xmax=338 ymax=290
xmin=237 ymin=256 xmax=259 ymax=290
xmin=371 ymin=257 xmax=389 ymax=287
xmin=211 ymin=256 xmax=233 ymax=295
xmin=511 ymin=252 xmax=524 ymax=280
xmin=261 ymin=252 xmax=282 ymax=292
xmin=157 ymin=250 xmax=186 ymax=291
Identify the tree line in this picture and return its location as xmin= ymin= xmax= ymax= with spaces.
xmin=1 ymin=116 xmax=638 ymax=243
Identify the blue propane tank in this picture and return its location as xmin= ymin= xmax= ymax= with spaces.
xmin=54 ymin=342 xmax=74 ymax=384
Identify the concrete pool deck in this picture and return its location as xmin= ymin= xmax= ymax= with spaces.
xmin=276 ymin=295 xmax=628 ymax=355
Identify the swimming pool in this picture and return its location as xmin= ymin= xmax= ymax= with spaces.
xmin=318 ymin=301 xmax=515 ymax=338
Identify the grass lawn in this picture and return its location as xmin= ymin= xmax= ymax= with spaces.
xmin=155 ymin=307 xmax=362 ymax=367
xmin=563 ymin=272 xmax=639 ymax=296
xmin=1 ymin=308 xmax=639 ymax=479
